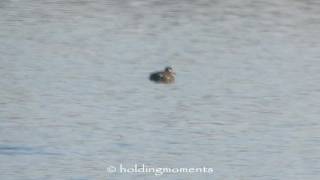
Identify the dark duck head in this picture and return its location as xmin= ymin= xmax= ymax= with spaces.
xmin=149 ymin=66 xmax=176 ymax=83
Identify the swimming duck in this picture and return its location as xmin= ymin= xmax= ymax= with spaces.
xmin=149 ymin=66 xmax=176 ymax=83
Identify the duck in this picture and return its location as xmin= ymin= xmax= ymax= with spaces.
xmin=149 ymin=66 xmax=176 ymax=83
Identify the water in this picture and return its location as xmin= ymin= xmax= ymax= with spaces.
xmin=1 ymin=0 xmax=320 ymax=179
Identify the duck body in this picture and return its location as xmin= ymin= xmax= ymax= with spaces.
xmin=149 ymin=67 xmax=175 ymax=84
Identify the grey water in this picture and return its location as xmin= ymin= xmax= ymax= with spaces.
xmin=1 ymin=0 xmax=320 ymax=179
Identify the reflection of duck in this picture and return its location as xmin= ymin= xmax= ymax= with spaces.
xmin=149 ymin=66 xmax=176 ymax=83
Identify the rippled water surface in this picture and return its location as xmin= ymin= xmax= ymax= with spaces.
xmin=1 ymin=0 xmax=320 ymax=179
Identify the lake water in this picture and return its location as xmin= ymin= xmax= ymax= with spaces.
xmin=1 ymin=0 xmax=320 ymax=179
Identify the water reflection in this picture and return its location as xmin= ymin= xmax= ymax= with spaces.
xmin=1 ymin=0 xmax=320 ymax=179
